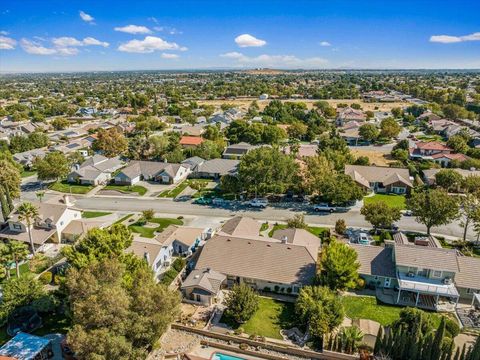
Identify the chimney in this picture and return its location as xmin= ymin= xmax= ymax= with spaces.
xmin=143 ymin=251 xmax=150 ymax=264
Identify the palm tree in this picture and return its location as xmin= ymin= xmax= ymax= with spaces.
xmin=7 ymin=240 xmax=29 ymax=277
xmin=0 ymin=243 xmax=13 ymax=280
xmin=17 ymin=202 xmax=39 ymax=255
xmin=35 ymin=191 xmax=45 ymax=203
xmin=340 ymin=326 xmax=364 ymax=354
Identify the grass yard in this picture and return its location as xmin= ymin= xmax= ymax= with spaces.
xmin=113 ymin=213 xmax=133 ymax=225
xmin=363 ymin=194 xmax=406 ymax=209
xmin=103 ymin=184 xmax=147 ymax=196
xmin=159 ymin=179 xmax=210 ymax=198
xmin=268 ymin=224 xmax=329 ymax=238
xmin=128 ymin=217 xmax=184 ymax=238
xmin=21 ymin=170 xmax=36 ymax=178
xmin=221 ymin=297 xmax=296 ymax=339
xmin=82 ymin=211 xmax=112 ymax=219
xmin=49 ymin=181 xmax=94 ymax=194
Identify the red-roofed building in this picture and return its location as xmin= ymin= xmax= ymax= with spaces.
xmin=410 ymin=141 xmax=452 ymax=159
xmin=431 ymin=153 xmax=469 ymax=167
xmin=179 ymin=136 xmax=205 ymax=148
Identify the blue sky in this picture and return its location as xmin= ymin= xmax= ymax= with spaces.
xmin=1 ymin=0 xmax=479 ymax=72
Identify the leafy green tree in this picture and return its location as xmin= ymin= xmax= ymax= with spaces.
xmin=17 ymin=202 xmax=39 ymax=254
xmin=359 ymin=123 xmax=379 ymax=142
xmin=0 ymin=275 xmax=45 ymax=323
xmin=318 ymin=238 xmax=360 ymax=290
xmin=0 ymin=243 xmax=13 ymax=280
xmin=295 ymin=286 xmax=344 ymax=347
xmin=7 ymin=241 xmax=29 ymax=278
xmin=335 ymin=219 xmax=347 ymax=235
xmin=224 ymin=283 xmax=259 ymax=324
xmin=141 ymin=209 xmax=154 ymax=222
xmin=63 ymin=224 xmax=133 ymax=269
xmin=92 ymin=128 xmax=128 ymax=157
xmin=361 ymin=201 xmax=402 ymax=230
xmin=447 ymin=135 xmax=469 ymax=154
xmin=0 ymin=159 xmax=21 ymax=199
xmin=287 ymin=121 xmax=308 ymax=140
xmin=237 ymin=147 xmax=299 ymax=196
xmin=287 ymin=214 xmax=308 ymax=229
xmin=35 ymin=151 xmax=70 ymax=181
xmin=407 ymin=189 xmax=459 ymax=235
xmin=51 ymin=117 xmax=70 ymax=130
xmin=380 ymin=117 xmax=401 ymax=139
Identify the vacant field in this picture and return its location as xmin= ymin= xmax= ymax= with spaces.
xmin=197 ymin=98 xmax=407 ymax=112
xmin=350 ymin=148 xmax=394 ymax=167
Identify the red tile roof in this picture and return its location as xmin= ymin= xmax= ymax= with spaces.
xmin=415 ymin=141 xmax=451 ymax=151
xmin=179 ymin=136 xmax=204 ymax=146
xmin=431 ymin=153 xmax=469 ymax=161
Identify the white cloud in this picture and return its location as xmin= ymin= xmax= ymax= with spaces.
xmin=52 ymin=36 xmax=109 ymax=49
xmin=161 ymin=53 xmax=179 ymax=59
xmin=0 ymin=30 xmax=9 ymax=35
xmin=20 ymin=39 xmax=57 ymax=55
xmin=56 ymin=47 xmax=80 ymax=56
xmin=79 ymin=11 xmax=94 ymax=23
xmin=319 ymin=41 xmax=331 ymax=46
xmin=118 ymin=36 xmax=185 ymax=53
xmin=0 ymin=36 xmax=16 ymax=50
xmin=114 ymin=25 xmax=152 ymax=34
xmin=234 ymin=34 xmax=266 ymax=47
xmin=430 ymin=32 xmax=480 ymax=43
xmin=220 ymin=52 xmax=327 ymax=68
xmin=154 ymin=26 xmax=182 ymax=35
xmin=82 ymin=37 xmax=109 ymax=47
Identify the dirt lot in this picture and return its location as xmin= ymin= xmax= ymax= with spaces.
xmin=350 ymin=148 xmax=395 ymax=166
xmin=197 ymin=98 xmax=407 ymax=112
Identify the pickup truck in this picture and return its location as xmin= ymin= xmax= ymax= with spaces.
xmin=248 ymin=198 xmax=268 ymax=208
xmin=312 ymin=203 xmax=337 ymax=213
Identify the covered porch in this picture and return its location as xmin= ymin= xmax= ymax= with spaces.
xmin=396 ymin=273 xmax=459 ymax=311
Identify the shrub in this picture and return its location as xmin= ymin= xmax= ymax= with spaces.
xmin=39 ymin=271 xmax=53 ymax=285
xmin=172 ymin=258 xmax=186 ymax=272
xmin=445 ymin=318 xmax=460 ymax=338
xmin=234 ymin=327 xmax=244 ymax=335
xmin=335 ymin=219 xmax=347 ymax=235
xmin=274 ymin=285 xmax=280 ymax=292
xmin=177 ymin=216 xmax=184 ymax=220
xmin=239 ymin=343 xmax=249 ymax=350
xmin=356 ymin=277 xmax=366 ymax=290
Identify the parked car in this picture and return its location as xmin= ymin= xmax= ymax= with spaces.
xmin=358 ymin=233 xmax=370 ymax=245
xmin=248 ymin=198 xmax=268 ymax=208
xmin=193 ymin=197 xmax=212 ymax=205
xmin=402 ymin=209 xmax=413 ymax=216
xmin=313 ymin=203 xmax=336 ymax=213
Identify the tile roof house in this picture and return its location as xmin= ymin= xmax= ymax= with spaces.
xmin=352 ymin=241 xmax=480 ymax=310
xmin=114 ymin=160 xmax=191 ymax=185
xmin=336 ymin=107 xmax=367 ymax=126
xmin=345 ymin=165 xmax=412 ymax=194
xmin=67 ymin=155 xmax=123 ymax=185
xmin=193 ymin=234 xmax=317 ymax=294
xmin=181 ymin=268 xmax=227 ymax=306
xmin=409 ymin=141 xmax=452 ymax=160
xmin=179 ymin=136 xmax=205 ymax=148
xmin=423 ymin=168 xmax=480 ymax=186
xmin=0 ymin=197 xmax=81 ymax=252
xmin=431 ymin=152 xmax=469 ymax=167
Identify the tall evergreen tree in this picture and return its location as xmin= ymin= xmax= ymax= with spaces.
xmin=374 ymin=326 xmax=383 ymax=355
xmin=431 ymin=317 xmax=446 ymax=360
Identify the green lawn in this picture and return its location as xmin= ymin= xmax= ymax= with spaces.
xmin=21 ymin=170 xmax=36 ymax=178
xmin=113 ymin=214 xmax=133 ymax=225
xmin=341 ymin=296 xmax=403 ymax=326
xmin=259 ymin=222 xmax=269 ymax=233
xmin=159 ymin=179 xmax=210 ymax=198
xmin=103 ymin=184 xmax=147 ymax=196
xmin=363 ymin=194 xmax=406 ymax=210
xmin=82 ymin=211 xmax=112 ymax=219
xmin=268 ymin=224 xmax=328 ymax=238
xmin=49 ymin=181 xmax=94 ymax=194
xmin=1 ymin=263 xmax=31 ymax=283
xmin=128 ymin=217 xmax=184 ymax=238
xmin=221 ymin=297 xmax=296 ymax=339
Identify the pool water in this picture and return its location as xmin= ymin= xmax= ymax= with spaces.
xmin=212 ymin=352 xmax=247 ymax=360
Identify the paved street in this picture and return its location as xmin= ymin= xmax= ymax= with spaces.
xmin=22 ymin=189 xmax=473 ymax=240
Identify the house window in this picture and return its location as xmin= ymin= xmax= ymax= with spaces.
xmin=13 ymin=224 xmax=22 ymax=230
xmin=432 ymin=270 xmax=442 ymax=278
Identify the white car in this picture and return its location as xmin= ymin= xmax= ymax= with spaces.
xmin=313 ymin=203 xmax=336 ymax=213
xmin=248 ymin=198 xmax=268 ymax=208
xmin=358 ymin=233 xmax=370 ymax=245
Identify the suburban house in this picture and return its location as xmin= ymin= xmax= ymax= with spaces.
xmin=222 ymin=142 xmax=257 ymax=160
xmin=126 ymin=225 xmax=208 ymax=278
xmin=179 ymin=136 xmax=205 ymax=148
xmin=336 ymin=108 xmax=367 ymax=126
xmin=192 ymin=234 xmax=317 ymax=294
xmin=181 ymin=268 xmax=227 ymax=306
xmin=67 ymin=154 xmax=123 ymax=185
xmin=352 ymin=237 xmax=480 ymax=311
xmin=194 ymin=158 xmax=239 ymax=179
xmin=409 ymin=141 xmax=452 ymax=160
xmin=114 ymin=160 xmax=191 ymax=185
xmin=182 ymin=156 xmax=206 ymax=172
xmin=282 ymin=144 xmax=318 ymax=158
xmin=218 ymin=216 xmax=262 ymax=238
xmin=0 ymin=197 xmax=81 ymax=252
xmin=431 ymin=152 xmax=469 ymax=168
xmin=13 ymin=148 xmax=46 ymax=167
xmin=423 ymin=168 xmax=480 ymax=186
xmin=345 ymin=165 xmax=413 ymax=194
xmin=61 ymin=219 xmax=106 ymax=243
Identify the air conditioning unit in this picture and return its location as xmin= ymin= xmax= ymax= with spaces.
xmin=443 ymin=278 xmax=453 ymax=285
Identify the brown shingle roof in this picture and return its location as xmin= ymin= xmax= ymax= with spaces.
xmin=345 ymin=165 xmax=412 ymax=187
xmin=350 ymin=244 xmax=396 ymax=278
xmin=394 ymin=244 xmax=459 ymax=272
xmin=220 ymin=216 xmax=261 ymax=237
xmin=194 ymin=235 xmax=316 ymax=285
xmin=455 ymin=256 xmax=480 ymax=290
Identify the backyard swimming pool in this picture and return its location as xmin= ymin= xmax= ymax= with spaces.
xmin=211 ymin=352 xmax=247 ymax=360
